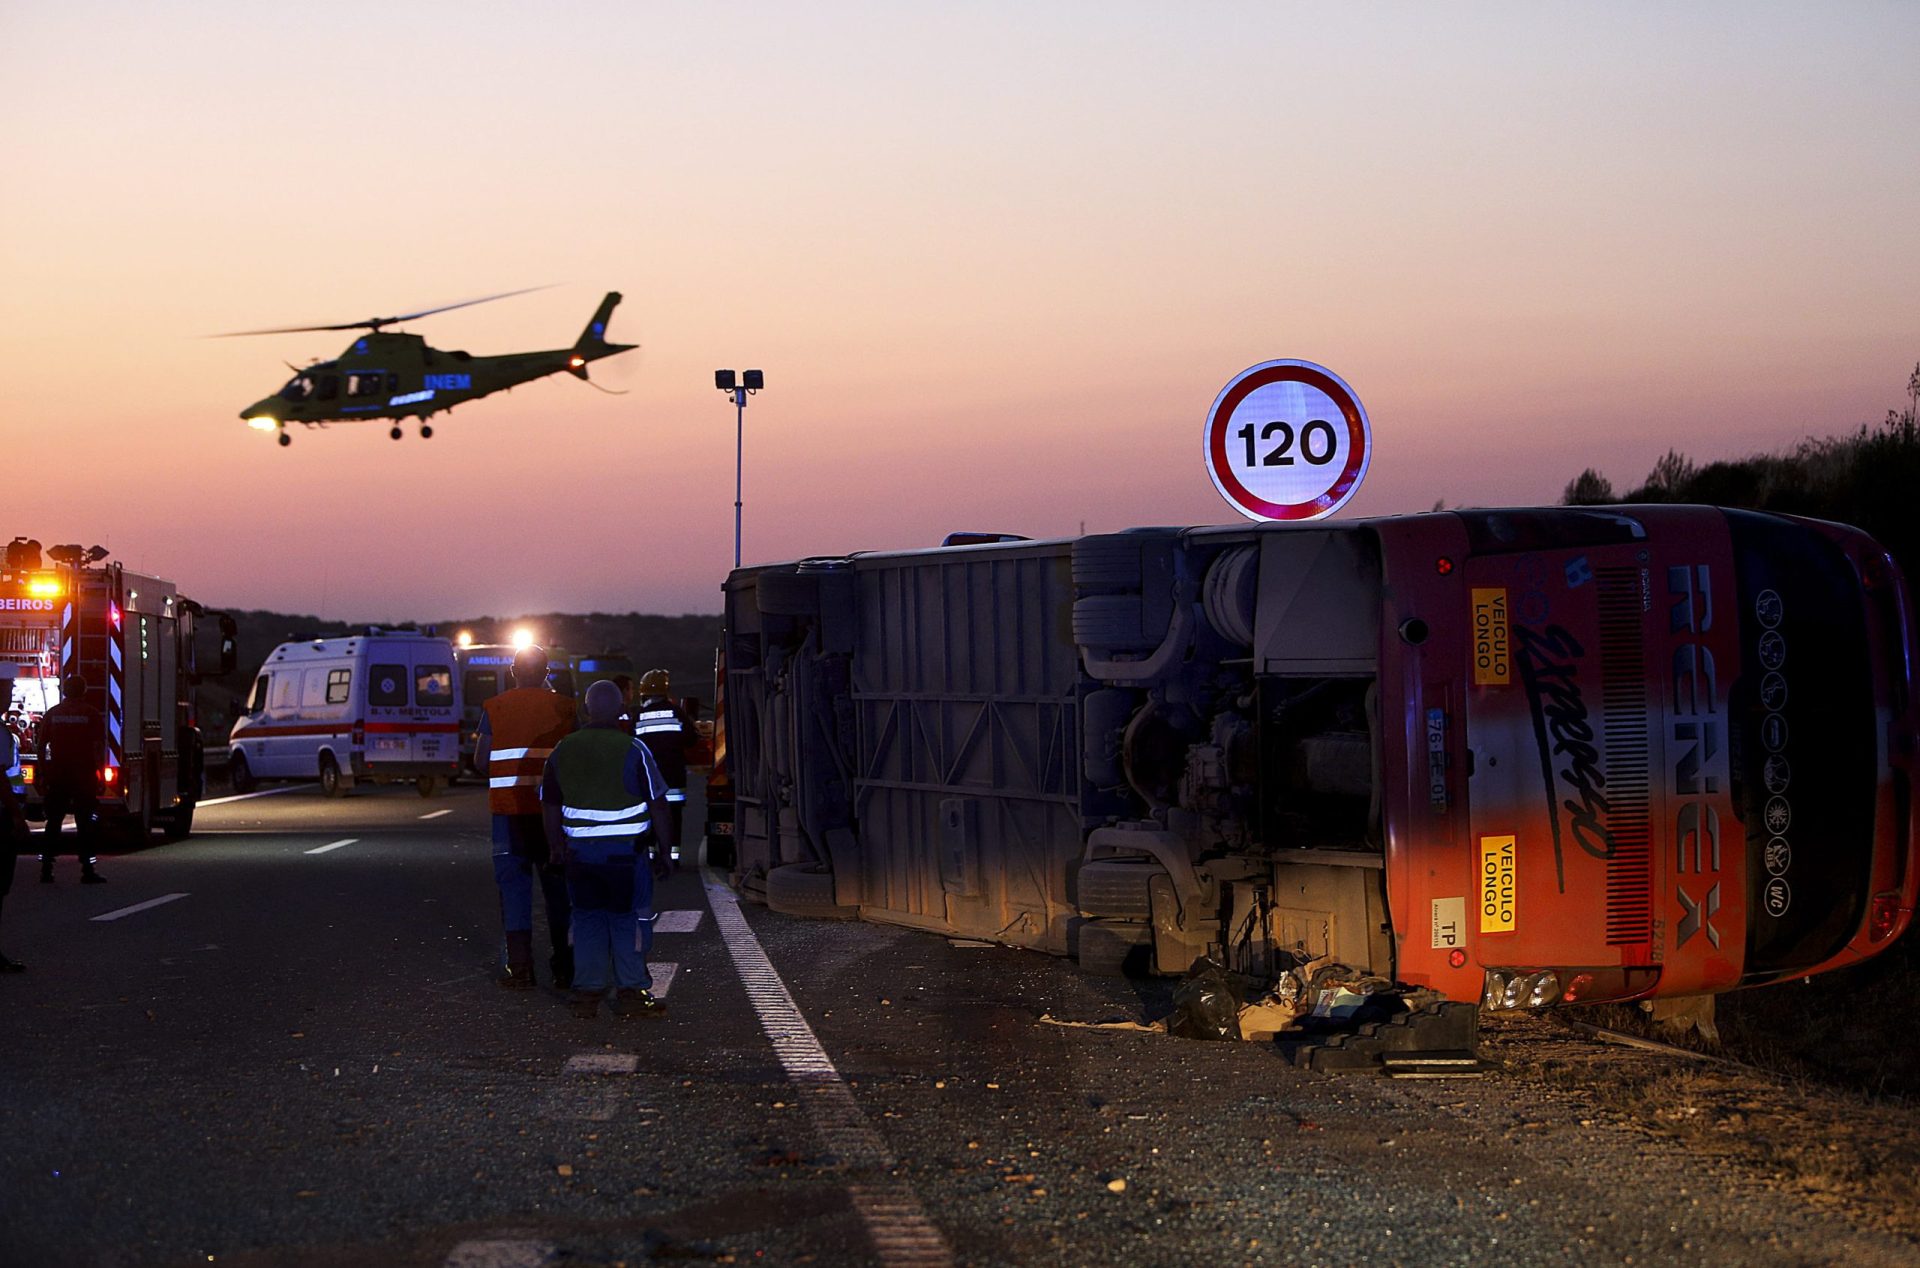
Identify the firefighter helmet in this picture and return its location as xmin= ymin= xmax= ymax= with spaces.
xmin=639 ymin=669 xmax=671 ymax=696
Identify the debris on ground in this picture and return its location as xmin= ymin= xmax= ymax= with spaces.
xmin=1167 ymin=957 xmax=1245 ymax=1041
xmin=1036 ymin=1014 xmax=1164 ymax=1034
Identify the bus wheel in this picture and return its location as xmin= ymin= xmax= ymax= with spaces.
xmin=319 ymin=755 xmax=346 ymax=798
xmin=228 ymin=751 xmax=256 ymax=794
xmin=417 ymin=776 xmax=443 ymax=797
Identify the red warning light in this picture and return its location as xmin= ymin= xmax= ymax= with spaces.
xmin=1447 ymin=948 xmax=1468 ymax=969
xmin=1435 ymin=557 xmax=1455 ymax=576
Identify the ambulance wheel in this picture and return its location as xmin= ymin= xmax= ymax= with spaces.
xmin=276 ymin=432 xmax=291 ymax=447
xmin=389 ymin=426 xmax=403 ymax=440
xmin=420 ymin=424 xmax=434 ymax=439
xmin=228 ymin=751 xmax=256 ymax=794
xmin=416 ymin=776 xmax=443 ymax=797
xmin=319 ymin=754 xmax=346 ymax=798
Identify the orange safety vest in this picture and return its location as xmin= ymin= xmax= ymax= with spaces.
xmin=482 ymin=687 xmax=577 ymax=814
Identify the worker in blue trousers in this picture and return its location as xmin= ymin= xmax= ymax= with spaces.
xmin=541 ymin=680 xmax=676 ymax=1020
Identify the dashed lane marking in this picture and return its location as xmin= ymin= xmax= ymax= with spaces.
xmin=90 ymin=893 xmax=190 ymax=922
xmin=703 ymin=870 xmax=951 ymax=1266
xmin=444 ymin=1239 xmax=555 ymax=1268
xmin=304 ymin=838 xmax=358 ymax=855
xmin=564 ymin=1052 xmax=639 ymax=1074
xmin=419 ymin=808 xmax=454 ymax=820
xmin=198 ymin=787 xmax=298 ymax=807
xmin=651 ymin=909 xmax=704 ymax=934
xmin=651 ymin=962 xmax=678 ymax=997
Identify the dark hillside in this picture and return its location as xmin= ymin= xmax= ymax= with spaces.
xmin=194 ymin=610 xmax=720 ymax=734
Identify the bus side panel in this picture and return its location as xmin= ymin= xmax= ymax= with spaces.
xmin=849 ymin=548 xmax=1086 ymax=951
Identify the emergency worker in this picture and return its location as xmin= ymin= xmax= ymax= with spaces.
xmin=0 ymin=666 xmax=29 ymax=971
xmin=630 ymin=669 xmax=694 ymax=864
xmin=38 ymin=674 xmax=105 ymax=885
xmin=542 ymin=680 xmax=674 ymax=1020
xmin=476 ymin=646 xmax=575 ymax=990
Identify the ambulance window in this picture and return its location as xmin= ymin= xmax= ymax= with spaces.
xmin=326 ymin=668 xmax=351 ymax=704
xmin=300 ymin=669 xmax=329 ymax=707
xmin=463 ymin=669 xmax=499 ymax=704
xmin=248 ymin=675 xmax=270 ymax=713
xmin=369 ymin=664 xmax=407 ymax=706
xmin=414 ymin=665 xmax=453 ymax=707
xmin=270 ymin=674 xmax=300 ymax=710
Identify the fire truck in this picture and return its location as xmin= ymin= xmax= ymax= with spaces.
xmin=0 ymin=538 xmax=235 ymax=842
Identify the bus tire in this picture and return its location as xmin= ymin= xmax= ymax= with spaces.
xmin=319 ymin=755 xmax=345 ymax=798
xmin=766 ymin=862 xmax=857 ymax=919
xmin=417 ymin=776 xmax=443 ymax=797
xmin=1075 ymin=919 xmax=1153 ymax=978
xmin=1072 ymin=594 xmax=1149 ymax=651
xmin=228 ymin=751 xmax=256 ymax=794
xmin=1072 ymin=533 xmax=1147 ymax=593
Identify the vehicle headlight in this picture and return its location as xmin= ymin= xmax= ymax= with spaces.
xmin=1527 ymin=971 xmax=1560 ymax=1008
xmin=1483 ymin=971 xmax=1510 ymax=1010
xmin=1501 ymin=974 xmax=1529 ymax=1010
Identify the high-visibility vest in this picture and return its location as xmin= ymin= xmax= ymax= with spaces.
xmin=547 ymin=728 xmax=652 ymax=854
xmin=482 ymin=687 xmax=576 ymax=814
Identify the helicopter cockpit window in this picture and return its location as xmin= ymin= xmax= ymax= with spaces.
xmin=316 ymin=375 xmax=339 ymax=401
xmin=279 ymin=375 xmax=313 ymax=402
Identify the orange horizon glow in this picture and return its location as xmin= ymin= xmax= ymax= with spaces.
xmin=1 ymin=4 xmax=1915 ymax=619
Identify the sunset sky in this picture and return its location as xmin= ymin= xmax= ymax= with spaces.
xmin=2 ymin=3 xmax=1915 ymax=618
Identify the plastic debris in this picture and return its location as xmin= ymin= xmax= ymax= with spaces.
xmin=1167 ymin=957 xmax=1245 ymax=1041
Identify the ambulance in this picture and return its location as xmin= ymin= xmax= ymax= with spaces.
xmin=229 ymin=629 xmax=461 ymax=796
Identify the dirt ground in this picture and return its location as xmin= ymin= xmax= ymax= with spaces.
xmin=1487 ymin=994 xmax=1920 ymax=1244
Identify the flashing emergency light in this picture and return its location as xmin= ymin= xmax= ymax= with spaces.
xmin=25 ymin=576 xmax=60 ymax=599
xmin=511 ymin=628 xmax=535 ymax=651
xmin=456 ymin=630 xmax=474 ymax=648
xmin=101 ymin=766 xmax=118 ymax=785
xmin=245 ymin=416 xmax=279 ymax=431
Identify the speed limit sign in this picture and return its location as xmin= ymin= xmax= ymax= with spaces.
xmin=1203 ymin=360 xmax=1372 ymax=522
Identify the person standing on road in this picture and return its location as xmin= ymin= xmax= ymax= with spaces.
xmin=475 ymin=645 xmax=575 ymax=990
xmin=0 ymin=666 xmax=30 ymax=971
xmin=38 ymin=673 xmax=105 ymax=885
xmin=630 ymin=669 xmax=694 ymax=866
xmin=543 ymin=679 xmax=675 ymax=1020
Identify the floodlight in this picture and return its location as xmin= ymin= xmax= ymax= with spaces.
xmin=715 ymin=369 xmax=737 ymax=391
xmin=743 ymin=369 xmax=764 ymax=391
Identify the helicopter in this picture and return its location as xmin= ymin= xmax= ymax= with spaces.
xmin=224 ymin=287 xmax=636 ymax=446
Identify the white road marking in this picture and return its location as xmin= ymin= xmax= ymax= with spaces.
xmin=564 ymin=1052 xmax=638 ymax=1074
xmin=419 ymin=808 xmax=454 ymax=820
xmin=91 ymin=893 xmax=190 ymax=922
xmin=703 ymin=870 xmax=951 ymax=1265
xmin=651 ymin=909 xmax=704 ymax=934
xmin=198 ymin=786 xmax=297 ymax=807
xmin=444 ymin=1239 xmax=555 ymax=1268
xmin=304 ymin=838 xmax=358 ymax=855
xmin=650 ymin=962 xmax=678 ymax=997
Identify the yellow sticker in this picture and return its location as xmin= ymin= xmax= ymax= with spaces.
xmin=1480 ymin=834 xmax=1516 ymax=933
xmin=1471 ymin=587 xmax=1511 ymax=685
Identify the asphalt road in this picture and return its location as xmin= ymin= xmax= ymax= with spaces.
xmin=2 ymin=783 xmax=1914 ymax=1266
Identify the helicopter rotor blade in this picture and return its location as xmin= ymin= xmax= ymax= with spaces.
xmin=205 ymin=284 xmax=558 ymax=337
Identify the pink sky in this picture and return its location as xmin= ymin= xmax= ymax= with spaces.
xmin=1 ymin=3 xmax=1915 ymax=617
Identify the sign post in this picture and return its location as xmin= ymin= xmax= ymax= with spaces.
xmin=1202 ymin=360 xmax=1372 ymax=522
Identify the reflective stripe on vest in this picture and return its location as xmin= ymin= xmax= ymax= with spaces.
xmin=482 ymin=689 xmax=576 ymax=814
xmin=548 ymin=728 xmax=653 ymax=845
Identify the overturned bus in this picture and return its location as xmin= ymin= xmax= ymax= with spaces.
xmin=718 ymin=507 xmax=1919 ymax=1016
